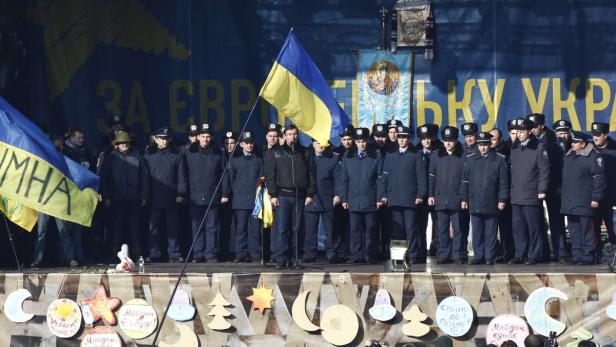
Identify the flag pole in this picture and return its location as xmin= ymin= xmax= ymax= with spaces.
xmin=2 ymin=214 xmax=22 ymax=271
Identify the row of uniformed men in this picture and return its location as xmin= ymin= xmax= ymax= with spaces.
xmin=98 ymin=114 xmax=615 ymax=267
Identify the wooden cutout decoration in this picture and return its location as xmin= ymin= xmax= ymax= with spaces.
xmin=606 ymin=293 xmax=616 ymax=320
xmin=246 ymin=283 xmax=275 ymax=315
xmin=168 ymin=287 xmax=196 ymax=322
xmin=320 ymin=304 xmax=359 ymax=346
xmin=158 ymin=324 xmax=199 ymax=347
xmin=436 ymin=296 xmax=474 ymax=337
xmin=291 ymin=290 xmax=320 ymax=332
xmin=118 ymin=298 xmax=158 ymax=339
xmin=565 ymin=327 xmax=593 ymax=347
xmin=81 ymin=326 xmax=122 ymax=347
xmin=3 ymin=289 xmax=35 ymax=323
xmin=369 ymin=288 xmax=397 ymax=321
xmin=47 ymin=298 xmax=82 ymax=338
xmin=524 ymin=287 xmax=568 ymax=337
xmin=486 ymin=314 xmax=529 ymax=347
xmin=79 ymin=286 xmax=122 ymax=325
xmin=207 ymin=291 xmax=232 ymax=330
xmin=402 ymin=304 xmax=430 ymax=337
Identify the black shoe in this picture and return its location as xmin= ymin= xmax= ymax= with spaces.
xmin=469 ymin=259 xmax=484 ymax=265
xmin=408 ymin=259 xmax=417 ymax=265
xmin=191 ymin=257 xmax=205 ymax=263
xmin=559 ymin=257 xmax=573 ymax=265
xmin=302 ymin=257 xmax=315 ymax=263
xmin=455 ymin=258 xmax=466 ymax=265
xmin=30 ymin=259 xmax=43 ymax=268
xmin=346 ymin=259 xmax=362 ymax=264
xmin=169 ymin=257 xmax=185 ymax=263
xmin=232 ymin=258 xmax=245 ymax=263
xmin=275 ymin=263 xmax=286 ymax=270
xmin=433 ymin=257 xmax=450 ymax=265
xmin=576 ymin=260 xmax=593 ymax=265
xmin=206 ymin=258 xmax=219 ymax=263
xmin=508 ymin=258 xmax=524 ymax=265
xmin=328 ymin=257 xmax=338 ymax=264
xmin=485 ymin=259 xmax=494 ymax=265
xmin=367 ymin=258 xmax=380 ymax=264
xmin=145 ymin=256 xmax=161 ymax=263
xmin=525 ymin=258 xmax=537 ymax=265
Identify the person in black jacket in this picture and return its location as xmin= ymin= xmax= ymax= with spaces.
xmin=554 ymin=120 xmax=572 ymax=153
xmin=508 ymin=118 xmax=550 ymax=265
xmin=461 ymin=132 xmax=509 ymax=265
xmin=380 ymin=126 xmax=427 ymax=263
xmin=260 ymin=123 xmax=281 ymax=262
xmin=386 ymin=119 xmax=402 ymax=148
xmin=333 ymin=125 xmax=355 ymax=261
xmin=371 ymin=123 xmax=393 ymax=259
xmin=528 ymin=113 xmax=567 ymax=262
xmin=264 ymin=124 xmax=316 ymax=269
xmin=340 ymin=127 xmax=383 ymax=264
xmin=223 ymin=131 xmax=263 ymax=263
xmin=416 ymin=123 xmax=441 ymax=262
xmin=428 ymin=126 xmax=465 ymax=264
xmin=461 ymin=122 xmax=479 ymax=155
xmin=220 ymin=130 xmax=238 ymax=260
xmin=561 ymin=131 xmax=607 ymax=265
xmin=591 ymin=122 xmax=616 ymax=244
xmin=304 ymin=139 xmax=342 ymax=263
xmin=184 ymin=123 xmax=228 ymax=263
xmin=180 ymin=124 xmax=199 ymax=152
xmin=143 ymin=127 xmax=188 ymax=263
xmin=100 ymin=131 xmax=149 ymax=258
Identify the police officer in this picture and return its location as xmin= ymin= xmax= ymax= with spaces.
xmin=100 ymin=131 xmax=149 ymax=258
xmin=554 ymin=120 xmax=572 ymax=153
xmin=591 ymin=122 xmax=616 ymax=243
xmin=223 ymin=131 xmax=263 ymax=262
xmin=220 ymin=130 xmax=238 ymax=260
xmin=561 ymin=131 xmax=607 ymax=265
xmin=183 ymin=124 xmax=199 ymax=150
xmin=502 ymin=119 xmax=518 ymax=156
xmin=340 ymin=127 xmax=383 ymax=264
xmin=263 ymin=123 xmax=280 ymax=152
xmin=372 ymin=124 xmax=393 ymax=154
xmin=461 ymin=122 xmax=479 ymax=155
xmin=333 ymin=125 xmax=355 ymax=261
xmin=416 ymin=124 xmax=440 ymax=262
xmin=461 ymin=132 xmax=509 ymax=265
xmin=264 ymin=124 xmax=316 ymax=270
xmin=380 ymin=126 xmax=427 ymax=264
xmin=304 ymin=138 xmax=342 ymax=263
xmin=184 ymin=123 xmax=227 ymax=263
xmin=387 ymin=119 xmax=403 ymax=148
xmin=528 ymin=113 xmax=565 ymax=262
xmin=428 ymin=126 xmax=465 ymax=264
xmin=509 ymin=118 xmax=550 ymax=265
xmin=143 ymin=127 xmax=187 ymax=263
xmin=372 ymin=123 xmax=393 ymax=259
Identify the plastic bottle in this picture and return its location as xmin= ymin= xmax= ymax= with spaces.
xmin=138 ymin=256 xmax=145 ymax=274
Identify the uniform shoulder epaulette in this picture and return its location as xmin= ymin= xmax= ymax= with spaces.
xmin=496 ymin=152 xmax=506 ymax=158
xmin=466 ymin=152 xmax=476 ymax=158
xmin=332 ymin=151 xmax=339 ymax=156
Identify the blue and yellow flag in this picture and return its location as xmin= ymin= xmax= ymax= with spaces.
xmin=0 ymin=195 xmax=38 ymax=231
xmin=0 ymin=97 xmax=99 ymax=227
xmin=260 ymin=29 xmax=349 ymax=144
xmin=252 ymin=178 xmax=273 ymax=229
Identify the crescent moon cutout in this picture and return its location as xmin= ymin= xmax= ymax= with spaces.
xmin=524 ymin=287 xmax=568 ymax=337
xmin=291 ymin=290 xmax=320 ymax=332
xmin=4 ymin=289 xmax=35 ymax=323
xmin=158 ymin=324 xmax=199 ymax=347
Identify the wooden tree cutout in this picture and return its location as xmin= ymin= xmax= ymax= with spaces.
xmin=207 ymin=291 xmax=232 ymax=330
xmin=402 ymin=304 xmax=430 ymax=337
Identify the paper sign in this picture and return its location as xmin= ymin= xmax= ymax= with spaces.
xmin=81 ymin=326 xmax=122 ymax=347
xmin=47 ymin=298 xmax=82 ymax=338
xmin=486 ymin=314 xmax=530 ymax=347
xmin=436 ymin=296 xmax=474 ymax=337
xmin=118 ymin=298 xmax=158 ymax=339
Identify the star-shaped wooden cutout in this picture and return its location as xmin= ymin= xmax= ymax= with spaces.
xmin=79 ymin=286 xmax=121 ymax=325
xmin=246 ymin=283 xmax=275 ymax=315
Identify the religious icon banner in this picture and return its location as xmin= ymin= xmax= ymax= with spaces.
xmin=357 ymin=49 xmax=412 ymax=129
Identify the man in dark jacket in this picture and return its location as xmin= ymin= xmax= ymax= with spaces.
xmin=554 ymin=120 xmax=572 ymax=153
xmin=340 ymin=127 xmax=383 ymax=264
xmin=180 ymin=124 xmax=199 ymax=152
xmin=490 ymin=127 xmax=515 ymax=262
xmin=371 ymin=123 xmax=393 ymax=259
xmin=333 ymin=125 xmax=354 ymax=261
xmin=304 ymin=139 xmax=342 ymax=263
xmin=561 ymin=131 xmax=607 ymax=265
xmin=264 ymin=124 xmax=316 ymax=269
xmin=223 ymin=131 xmax=263 ymax=263
xmin=184 ymin=123 xmax=227 ymax=263
xmin=260 ymin=123 xmax=281 ymax=262
xmin=508 ymin=118 xmax=550 ymax=265
xmin=380 ymin=126 xmax=427 ymax=263
xmin=461 ymin=132 xmax=509 ymax=265
xmin=100 ymin=131 xmax=149 ymax=258
xmin=416 ymin=124 xmax=441 ymax=262
xmin=528 ymin=113 xmax=566 ymax=262
xmin=591 ymin=122 xmax=616 ymax=243
xmin=143 ymin=127 xmax=187 ymax=263
xmin=220 ymin=130 xmax=238 ymax=260
xmin=461 ymin=122 xmax=479 ymax=155
xmin=428 ymin=126 xmax=465 ymax=264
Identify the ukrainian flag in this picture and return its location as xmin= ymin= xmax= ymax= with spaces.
xmin=0 ymin=97 xmax=99 ymax=227
xmin=252 ymin=178 xmax=273 ymax=228
xmin=260 ymin=29 xmax=349 ymax=144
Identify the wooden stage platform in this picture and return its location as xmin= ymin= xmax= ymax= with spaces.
xmin=1 ymin=261 xmax=615 ymax=346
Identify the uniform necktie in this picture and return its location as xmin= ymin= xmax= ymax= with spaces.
xmin=359 ymin=151 xmax=365 ymax=159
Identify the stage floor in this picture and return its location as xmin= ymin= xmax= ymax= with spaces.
xmin=6 ymin=259 xmax=612 ymax=274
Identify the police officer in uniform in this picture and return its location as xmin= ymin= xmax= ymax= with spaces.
xmin=220 ymin=130 xmax=237 ymax=260
xmin=223 ymin=131 xmax=263 ymax=262
xmin=591 ymin=122 xmax=616 ymax=243
xmin=371 ymin=124 xmax=391 ymax=153
xmin=372 ymin=123 xmax=393 ymax=259
xmin=461 ymin=122 xmax=479 ymax=155
xmin=509 ymin=118 xmax=550 ymax=265
xmin=304 ymin=138 xmax=342 ymax=263
xmin=416 ymin=124 xmax=440 ymax=262
xmin=554 ymin=120 xmax=572 ymax=153
xmin=428 ymin=126 xmax=465 ymax=264
xmin=561 ymin=130 xmax=607 ymax=265
xmin=340 ymin=128 xmax=383 ymax=264
xmin=461 ymin=132 xmax=509 ymax=265
xmin=387 ymin=119 xmax=403 ymax=147
xmin=143 ymin=127 xmax=187 ymax=262
xmin=181 ymin=124 xmax=199 ymax=152
xmin=528 ymin=113 xmax=565 ymax=262
xmin=380 ymin=126 xmax=427 ymax=263
xmin=333 ymin=125 xmax=354 ymax=261
xmin=184 ymin=123 xmax=227 ymax=262
xmin=263 ymin=123 xmax=280 ymax=152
